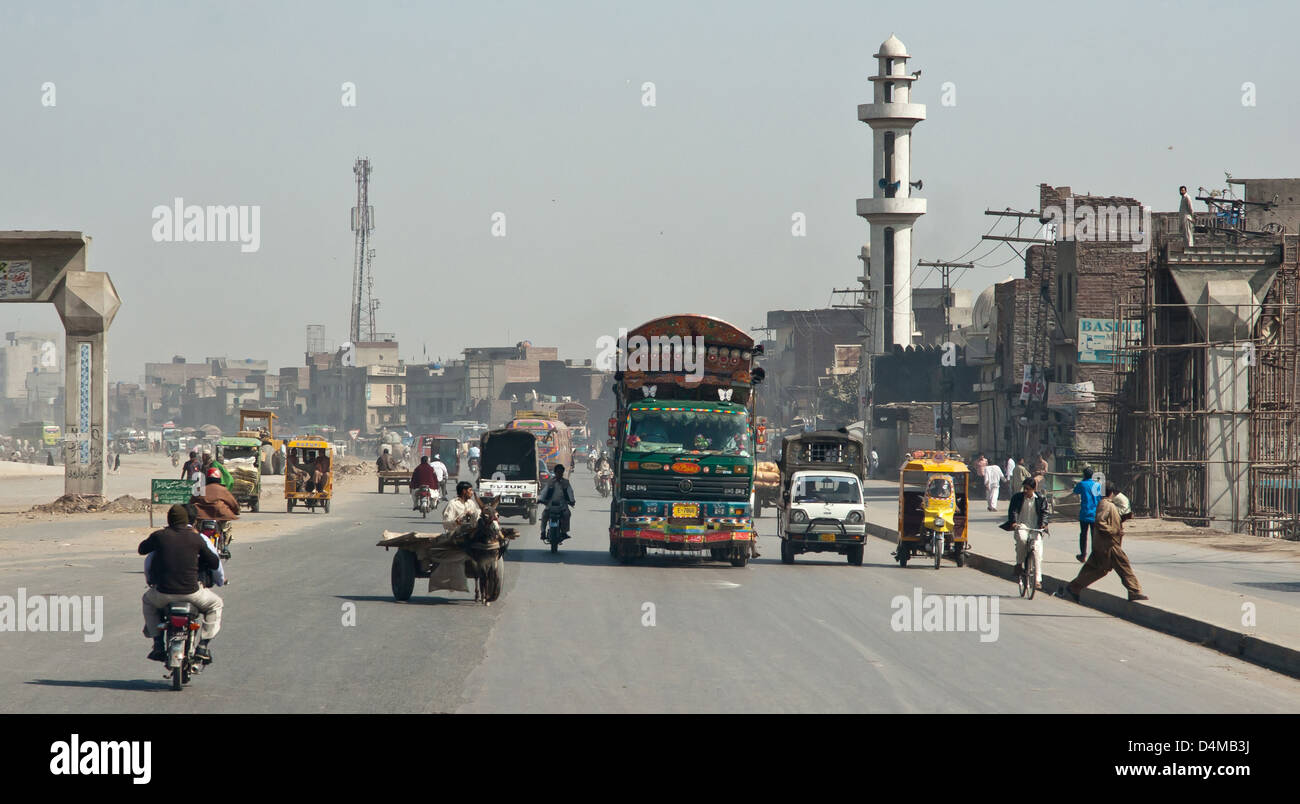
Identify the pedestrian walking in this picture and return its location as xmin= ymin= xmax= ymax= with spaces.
xmin=983 ymin=459 xmax=1005 ymax=511
xmin=972 ymin=453 xmax=988 ymax=495
xmin=1062 ymin=483 xmax=1148 ymax=602
xmin=1073 ymin=466 xmax=1102 ymax=562
xmin=869 ymin=448 xmax=879 ymax=479
xmin=114 ymin=452 xmax=121 ymax=472
xmin=1011 ymin=456 xmax=1032 ymax=493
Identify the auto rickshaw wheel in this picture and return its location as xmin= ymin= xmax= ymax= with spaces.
xmin=780 ymin=539 xmax=795 ymax=564
xmin=391 ymin=550 xmax=417 ymax=601
xmin=954 ymin=545 xmax=966 ymax=567
xmin=933 ymin=536 xmax=943 ymax=569
xmin=323 ymin=499 xmax=331 ymax=514
xmin=846 ymin=544 xmax=864 ymax=566
xmin=897 ymin=544 xmax=910 ymax=566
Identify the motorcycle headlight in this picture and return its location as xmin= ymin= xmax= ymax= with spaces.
xmin=847 ymin=510 xmax=864 ymax=524
xmin=790 ymin=510 xmax=808 ymax=523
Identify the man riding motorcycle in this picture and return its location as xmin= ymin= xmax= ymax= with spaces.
xmin=539 ymin=463 xmax=576 ymax=543
xmin=139 ymin=504 xmax=223 ymax=664
xmin=430 ymin=454 xmax=450 ymax=499
xmin=467 ymin=443 xmax=481 ymax=474
xmin=411 ymin=455 xmax=438 ymax=511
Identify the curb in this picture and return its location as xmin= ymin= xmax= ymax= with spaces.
xmin=863 ymin=522 xmax=1300 ymax=680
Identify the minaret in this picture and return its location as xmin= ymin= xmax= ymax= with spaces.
xmin=857 ymin=33 xmax=926 ymax=349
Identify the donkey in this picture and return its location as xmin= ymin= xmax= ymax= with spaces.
xmin=463 ymin=500 xmax=509 ymax=605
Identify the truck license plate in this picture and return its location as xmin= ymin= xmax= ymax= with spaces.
xmin=672 ymin=503 xmax=700 ymax=518
xmin=502 ymin=496 xmax=517 ymax=504
xmin=819 ymin=533 xmax=836 ymax=542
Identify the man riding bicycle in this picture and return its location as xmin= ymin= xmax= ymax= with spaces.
xmin=1005 ymin=477 xmax=1050 ymax=590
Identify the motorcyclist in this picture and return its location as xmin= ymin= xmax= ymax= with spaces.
xmin=139 ymin=504 xmax=223 ymax=664
xmin=411 ymin=455 xmax=438 ymax=510
xmin=191 ymin=467 xmax=242 ymax=524
xmin=467 ymin=443 xmax=481 ymax=473
xmin=539 ymin=464 xmax=576 ymax=542
xmin=430 ymin=454 xmax=450 ymax=499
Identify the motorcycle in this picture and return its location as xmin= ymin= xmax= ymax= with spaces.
xmin=541 ymin=507 xmax=569 ymax=554
xmin=197 ymin=519 xmax=232 ymax=560
xmin=586 ymin=454 xmax=597 ymax=473
xmin=595 ymin=469 xmax=613 ymax=498
xmin=171 ymin=453 xmax=179 ymax=468
xmin=414 ymin=485 xmax=440 ymax=518
xmin=159 ymin=602 xmax=205 ymax=691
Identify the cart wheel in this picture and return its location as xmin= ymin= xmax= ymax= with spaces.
xmin=251 ymin=497 xmax=260 ymax=513
xmin=378 ymin=479 xmax=383 ymax=494
xmin=391 ymin=550 xmax=417 ymax=601
xmin=897 ymin=545 xmax=909 ymax=567
xmin=323 ymin=499 xmax=330 ymax=514
xmin=780 ymin=539 xmax=795 ymax=565
xmin=755 ymin=500 xmax=763 ymax=518
xmin=846 ymin=544 xmax=864 ymax=566
xmin=286 ymin=499 xmax=294 ymax=513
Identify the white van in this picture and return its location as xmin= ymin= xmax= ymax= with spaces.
xmin=779 ymin=470 xmax=867 ymax=565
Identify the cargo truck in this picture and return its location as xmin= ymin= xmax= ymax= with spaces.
xmin=606 ymin=314 xmax=767 ymax=566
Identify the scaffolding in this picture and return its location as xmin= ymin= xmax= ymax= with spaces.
xmin=1109 ymin=230 xmax=1300 ymax=539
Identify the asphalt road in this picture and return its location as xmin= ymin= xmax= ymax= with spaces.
xmin=3 ymin=468 xmax=1299 ymax=713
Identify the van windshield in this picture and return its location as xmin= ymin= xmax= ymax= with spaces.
xmin=793 ymin=475 xmax=860 ymax=504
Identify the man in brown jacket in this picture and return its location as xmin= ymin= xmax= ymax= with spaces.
xmin=1062 ymin=482 xmax=1148 ymax=602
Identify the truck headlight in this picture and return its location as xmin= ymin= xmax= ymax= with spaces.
xmin=847 ymin=510 xmax=864 ymax=524
xmin=790 ymin=510 xmax=807 ymax=523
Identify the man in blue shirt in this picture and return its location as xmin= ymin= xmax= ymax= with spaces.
xmin=1072 ymin=467 xmax=1102 ymax=562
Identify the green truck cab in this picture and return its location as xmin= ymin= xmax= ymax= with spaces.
xmin=607 ymin=314 xmax=766 ymax=566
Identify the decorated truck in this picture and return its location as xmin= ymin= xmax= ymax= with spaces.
xmin=607 ymin=314 xmax=766 ymax=566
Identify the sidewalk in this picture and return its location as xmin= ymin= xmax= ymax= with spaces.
xmin=861 ymin=479 xmax=1300 ymax=679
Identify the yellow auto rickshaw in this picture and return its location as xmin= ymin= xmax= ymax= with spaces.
xmin=896 ymin=450 xmax=969 ymax=568
xmin=285 ymin=438 xmax=333 ymax=513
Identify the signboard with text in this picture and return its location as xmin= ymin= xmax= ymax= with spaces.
xmin=1079 ymin=318 xmax=1142 ymax=363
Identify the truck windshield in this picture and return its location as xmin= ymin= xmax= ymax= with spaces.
xmin=793 ymin=475 xmax=861 ymax=504
xmin=625 ymin=408 xmax=750 ymax=456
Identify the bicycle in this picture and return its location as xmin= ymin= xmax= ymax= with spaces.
xmin=1015 ymin=527 xmax=1049 ymax=600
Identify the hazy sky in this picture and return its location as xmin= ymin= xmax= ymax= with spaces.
xmin=2 ymin=0 xmax=1296 ymax=381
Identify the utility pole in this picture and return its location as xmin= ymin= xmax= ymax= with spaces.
xmin=916 ymin=259 xmax=972 ymax=451
xmin=833 ymin=244 xmax=878 ymax=442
